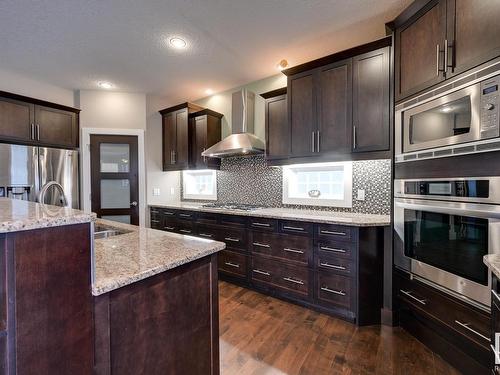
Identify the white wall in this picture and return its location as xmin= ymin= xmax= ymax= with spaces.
xmin=0 ymin=67 xmax=75 ymax=107
xmin=77 ymin=90 xmax=146 ymax=129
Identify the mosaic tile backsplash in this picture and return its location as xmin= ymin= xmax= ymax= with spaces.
xmin=181 ymin=155 xmax=391 ymax=215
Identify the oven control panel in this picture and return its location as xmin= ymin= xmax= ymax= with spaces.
xmin=402 ymin=180 xmax=490 ymax=198
xmin=480 ymin=75 xmax=500 ymax=138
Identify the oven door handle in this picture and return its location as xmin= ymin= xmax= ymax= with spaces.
xmin=395 ymin=199 xmax=500 ymax=219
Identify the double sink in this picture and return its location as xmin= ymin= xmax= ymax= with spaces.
xmin=94 ymin=223 xmax=131 ymax=240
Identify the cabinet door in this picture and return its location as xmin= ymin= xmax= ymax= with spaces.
xmin=0 ymin=97 xmax=34 ymax=143
xmin=175 ymin=109 xmax=189 ymax=169
xmin=448 ymin=0 xmax=500 ymax=77
xmin=35 ymin=105 xmax=78 ymax=148
xmin=395 ymin=0 xmax=447 ymax=101
xmin=289 ymin=71 xmax=316 ymax=157
xmin=352 ymin=47 xmax=390 ymax=153
xmin=265 ymin=94 xmax=288 ymax=160
xmin=162 ymin=112 xmax=176 ymax=170
xmin=317 ymin=59 xmax=352 ymax=155
xmin=193 ymin=115 xmax=207 ymax=167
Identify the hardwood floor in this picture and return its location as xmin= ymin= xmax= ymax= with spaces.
xmin=219 ymin=281 xmax=461 ymax=375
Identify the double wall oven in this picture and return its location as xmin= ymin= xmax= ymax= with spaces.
xmin=394 ymin=177 xmax=500 ymax=307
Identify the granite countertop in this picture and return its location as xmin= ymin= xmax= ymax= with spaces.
xmin=484 ymin=254 xmax=500 ymax=279
xmin=92 ymin=218 xmax=226 ymax=296
xmin=149 ymin=202 xmax=391 ymax=227
xmin=0 ymin=197 xmax=95 ymax=233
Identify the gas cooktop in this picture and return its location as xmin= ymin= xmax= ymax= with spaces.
xmin=201 ymin=203 xmax=264 ymax=212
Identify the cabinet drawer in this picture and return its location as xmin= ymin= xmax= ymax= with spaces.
xmin=150 ymin=215 xmax=162 ymax=229
xmin=396 ymin=273 xmax=490 ymax=349
xmin=316 ymin=240 xmax=355 ymax=260
xmin=251 ymin=255 xmax=310 ymax=298
xmin=316 ymin=271 xmax=353 ymax=310
xmin=161 ymin=209 xmax=177 ymax=218
xmin=177 ymin=221 xmax=194 ymax=235
xmin=162 ymin=218 xmax=178 ymax=232
xmin=176 ymin=211 xmax=195 ymax=221
xmin=218 ymin=250 xmax=247 ymax=279
xmin=197 ymin=212 xmax=219 ymax=225
xmin=196 ymin=224 xmax=219 ymax=240
xmin=249 ymin=218 xmax=277 ymax=232
xmin=315 ymin=254 xmax=355 ymax=277
xmin=280 ymin=220 xmax=313 ymax=236
xmin=251 ymin=231 xmax=311 ymax=266
xmin=220 ymin=215 xmax=247 ymax=227
xmin=317 ymin=224 xmax=354 ymax=242
xmin=220 ymin=227 xmax=247 ymax=251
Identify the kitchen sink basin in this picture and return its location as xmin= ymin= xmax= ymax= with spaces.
xmin=94 ymin=224 xmax=131 ymax=240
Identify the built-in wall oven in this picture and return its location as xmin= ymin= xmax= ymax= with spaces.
xmin=394 ymin=177 xmax=500 ymax=308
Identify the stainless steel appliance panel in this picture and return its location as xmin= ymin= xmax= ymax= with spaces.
xmin=0 ymin=143 xmax=38 ymax=201
xmin=39 ymin=147 xmax=79 ymax=209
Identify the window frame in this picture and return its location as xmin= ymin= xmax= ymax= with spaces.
xmin=282 ymin=162 xmax=353 ymax=208
xmin=182 ymin=169 xmax=218 ymax=201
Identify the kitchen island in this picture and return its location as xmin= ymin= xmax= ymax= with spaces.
xmin=0 ymin=198 xmax=225 ymax=374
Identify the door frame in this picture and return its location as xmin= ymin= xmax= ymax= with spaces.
xmin=81 ymin=128 xmax=146 ymax=226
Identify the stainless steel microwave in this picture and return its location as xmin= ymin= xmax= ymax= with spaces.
xmin=395 ymin=74 xmax=500 ymax=162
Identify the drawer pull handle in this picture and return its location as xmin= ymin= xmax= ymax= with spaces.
xmin=164 ymin=212 xmax=175 ymax=216
xmin=283 ymin=277 xmax=304 ymax=285
xmin=320 ymin=262 xmax=346 ymax=270
xmin=151 ymin=210 xmax=159 ymax=214
xmin=284 ymin=248 xmax=304 ymax=254
xmin=252 ymin=269 xmax=271 ymax=276
xmin=492 ymin=289 xmax=500 ymax=303
xmin=199 ymin=233 xmax=213 ymax=238
xmin=253 ymin=222 xmax=271 ymax=227
xmin=179 ymin=229 xmax=192 ymax=234
xmin=321 ymin=286 xmax=346 ymax=296
xmin=253 ymin=242 xmax=270 ymax=248
xmin=224 ymin=262 xmax=240 ymax=268
xmin=400 ymin=290 xmax=426 ymax=305
xmin=179 ymin=213 xmax=192 ymax=218
xmin=320 ymin=246 xmax=346 ymax=253
xmin=283 ymin=225 xmax=305 ymax=231
xmin=151 ymin=220 xmax=160 ymax=223
xmin=320 ymin=230 xmax=346 ymax=236
xmin=164 ymin=226 xmax=175 ymax=230
xmin=454 ymin=320 xmax=490 ymax=342
xmin=225 ymin=237 xmax=240 ymax=242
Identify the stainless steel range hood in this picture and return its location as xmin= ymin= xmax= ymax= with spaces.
xmin=201 ymin=89 xmax=265 ymax=158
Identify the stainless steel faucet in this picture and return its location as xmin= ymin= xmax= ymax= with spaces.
xmin=38 ymin=181 xmax=68 ymax=207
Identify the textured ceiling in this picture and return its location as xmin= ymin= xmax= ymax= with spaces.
xmin=0 ymin=0 xmax=411 ymax=103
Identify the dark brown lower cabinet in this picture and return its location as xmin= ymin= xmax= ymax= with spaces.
xmin=94 ymin=254 xmax=219 ymax=375
xmin=150 ymin=206 xmax=385 ymax=326
xmin=395 ymin=269 xmax=490 ymax=374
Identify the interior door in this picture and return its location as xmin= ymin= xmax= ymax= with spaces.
xmin=90 ymin=135 xmax=139 ymax=225
xmin=35 ymin=105 xmax=77 ymax=148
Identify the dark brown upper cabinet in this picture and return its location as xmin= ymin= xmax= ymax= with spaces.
xmin=352 ymin=47 xmax=390 ymax=153
xmin=0 ymin=91 xmax=80 ymax=149
xmin=281 ymin=37 xmax=392 ymax=163
xmin=189 ymin=109 xmax=223 ymax=170
xmin=261 ymin=88 xmax=288 ymax=161
xmin=160 ymin=102 xmax=204 ymax=171
xmin=392 ymin=0 xmax=500 ymax=102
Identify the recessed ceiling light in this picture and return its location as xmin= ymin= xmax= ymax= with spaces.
xmin=205 ymin=88 xmax=214 ymax=95
xmin=98 ymin=81 xmax=113 ymax=89
xmin=169 ymin=37 xmax=187 ymax=49
xmin=276 ymin=59 xmax=289 ymax=71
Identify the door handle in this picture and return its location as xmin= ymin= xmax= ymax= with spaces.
xmin=316 ymin=131 xmax=320 ymax=153
xmin=436 ymin=44 xmax=445 ymax=77
xmin=353 ymin=126 xmax=357 ymax=149
xmin=31 ymin=123 xmax=35 ymax=140
xmin=311 ymin=132 xmax=315 ymax=153
xmin=130 ymin=201 xmax=138 ymax=207
xmin=36 ymin=124 xmax=40 ymax=140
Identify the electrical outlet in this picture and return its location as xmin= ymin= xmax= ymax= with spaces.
xmin=153 ymin=188 xmax=160 ymax=196
xmin=357 ymin=189 xmax=365 ymax=201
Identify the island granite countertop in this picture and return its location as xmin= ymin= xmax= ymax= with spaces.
xmin=149 ymin=202 xmax=391 ymax=227
xmin=484 ymin=254 xmax=500 ymax=280
xmin=0 ymin=197 xmax=95 ymax=233
xmin=92 ymin=218 xmax=226 ymax=296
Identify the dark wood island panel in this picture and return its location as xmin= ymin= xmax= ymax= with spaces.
xmin=94 ymin=254 xmax=220 ymax=375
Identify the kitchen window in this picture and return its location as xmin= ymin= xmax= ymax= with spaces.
xmin=182 ymin=170 xmax=217 ymax=200
xmin=282 ymin=162 xmax=352 ymax=207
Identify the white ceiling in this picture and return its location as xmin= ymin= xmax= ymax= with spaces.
xmin=0 ymin=0 xmax=411 ymax=103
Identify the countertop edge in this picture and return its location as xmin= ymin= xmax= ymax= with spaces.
xmin=484 ymin=254 xmax=500 ymax=280
xmin=0 ymin=213 xmax=96 ymax=234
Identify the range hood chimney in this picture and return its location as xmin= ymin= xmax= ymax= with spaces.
xmin=201 ymin=89 xmax=265 ymax=158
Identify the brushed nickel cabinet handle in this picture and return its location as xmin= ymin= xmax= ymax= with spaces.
xmin=151 ymin=219 xmax=159 ymax=223
xmin=321 ymin=286 xmax=346 ymax=296
xmin=252 ymin=222 xmax=271 ymax=227
xmin=253 ymin=242 xmax=270 ymax=248
xmin=164 ymin=212 xmax=175 ymax=216
xmin=353 ymin=126 xmax=357 ymax=149
xmin=400 ymin=289 xmax=426 ymax=305
xmin=224 ymin=262 xmax=240 ymax=268
xmin=198 ymin=233 xmax=213 ymax=238
xmin=454 ymin=320 xmax=490 ymax=342
xmin=252 ymin=269 xmax=270 ymax=276
xmin=164 ymin=226 xmax=175 ymax=230
xmin=284 ymin=248 xmax=304 ymax=254
xmin=283 ymin=225 xmax=304 ymax=231
xmin=444 ymin=39 xmax=448 ymax=73
xmin=311 ymin=132 xmax=315 ymax=153
xmin=151 ymin=210 xmax=159 ymax=214
xmin=224 ymin=237 xmax=240 ymax=242
xmin=316 ymin=130 xmax=320 ymax=153
xmin=283 ymin=277 xmax=304 ymax=285
xmin=320 ymin=246 xmax=346 ymax=253
xmin=320 ymin=262 xmax=346 ymax=270
xmin=31 ymin=123 xmax=35 ymax=139
xmin=36 ymin=124 xmax=40 ymax=140
xmin=179 ymin=213 xmax=191 ymax=218
xmin=179 ymin=229 xmax=192 ymax=234
xmin=320 ymin=230 xmax=346 ymax=236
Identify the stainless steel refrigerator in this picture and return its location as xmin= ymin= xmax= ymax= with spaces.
xmin=0 ymin=143 xmax=79 ymax=208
